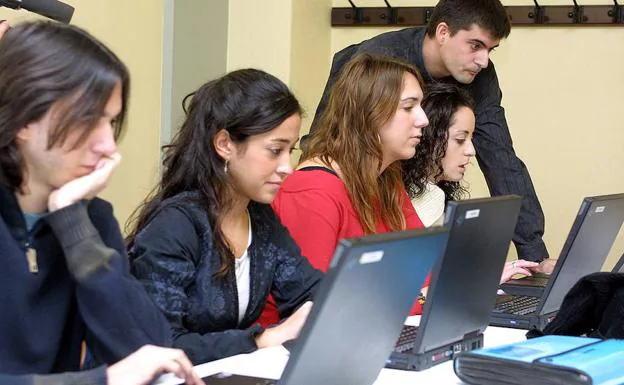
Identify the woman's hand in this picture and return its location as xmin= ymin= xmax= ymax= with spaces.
xmin=255 ymin=301 xmax=312 ymax=348
xmin=529 ymin=258 xmax=557 ymax=274
xmin=500 ymin=259 xmax=540 ymax=284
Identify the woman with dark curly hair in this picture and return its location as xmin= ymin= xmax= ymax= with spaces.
xmin=403 ymin=82 xmax=538 ymax=282
xmin=402 ymin=82 xmax=474 ymax=226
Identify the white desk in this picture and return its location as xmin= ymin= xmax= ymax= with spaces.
xmin=156 ymin=317 xmax=527 ymax=384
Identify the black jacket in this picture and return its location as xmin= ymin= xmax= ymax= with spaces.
xmin=130 ymin=192 xmax=323 ymax=364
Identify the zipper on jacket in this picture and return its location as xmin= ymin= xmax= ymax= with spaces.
xmin=25 ymin=238 xmax=38 ymax=274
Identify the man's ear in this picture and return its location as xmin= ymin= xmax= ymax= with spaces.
xmin=214 ymin=129 xmax=234 ymax=161
xmin=435 ymin=22 xmax=450 ymax=44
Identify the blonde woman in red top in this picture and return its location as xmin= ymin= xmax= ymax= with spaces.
xmin=259 ymin=54 xmax=431 ymax=326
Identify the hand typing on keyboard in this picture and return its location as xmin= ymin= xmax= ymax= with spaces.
xmin=108 ymin=345 xmax=204 ymax=385
xmin=500 ymin=260 xmax=540 ymax=284
xmin=255 ymin=301 xmax=312 ymax=349
xmin=528 ymin=258 xmax=557 ymax=275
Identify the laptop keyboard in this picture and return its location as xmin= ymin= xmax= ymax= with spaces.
xmin=393 ymin=325 xmax=420 ymax=353
xmin=494 ymin=295 xmax=540 ymax=316
xmin=203 ymin=374 xmax=276 ymax=384
xmin=528 ymin=277 xmax=550 ymax=286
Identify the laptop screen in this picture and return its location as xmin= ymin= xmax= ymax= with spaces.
xmin=280 ymin=228 xmax=447 ymax=385
xmin=613 ymin=253 xmax=624 ymax=273
xmin=540 ymin=194 xmax=624 ymax=315
xmin=414 ymin=196 xmax=521 ymax=353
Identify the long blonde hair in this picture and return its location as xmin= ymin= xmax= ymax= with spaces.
xmin=304 ymin=54 xmax=425 ymax=234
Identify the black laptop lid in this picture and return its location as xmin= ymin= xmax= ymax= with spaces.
xmin=280 ymin=227 xmax=447 ymax=385
xmin=412 ymin=196 xmax=522 ymax=354
xmin=613 ymin=253 xmax=624 ymax=273
xmin=540 ymin=194 xmax=624 ymax=315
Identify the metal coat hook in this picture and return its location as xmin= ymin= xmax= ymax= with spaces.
xmin=528 ymin=0 xmax=545 ymax=23
xmin=569 ymin=0 xmax=584 ymax=23
xmin=346 ymin=0 xmax=363 ymax=23
xmin=609 ymin=0 xmax=624 ymax=23
xmin=381 ymin=0 xmax=398 ymax=23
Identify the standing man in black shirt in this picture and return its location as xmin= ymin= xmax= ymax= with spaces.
xmin=311 ymin=0 xmax=554 ymax=271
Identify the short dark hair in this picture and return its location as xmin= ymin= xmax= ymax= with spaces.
xmin=403 ymin=82 xmax=475 ymax=202
xmin=0 ymin=21 xmax=130 ymax=191
xmin=426 ymin=0 xmax=511 ymax=40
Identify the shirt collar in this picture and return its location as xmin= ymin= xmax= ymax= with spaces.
xmin=413 ymin=28 xmax=433 ymax=82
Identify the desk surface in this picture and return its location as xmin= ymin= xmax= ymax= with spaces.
xmin=156 ymin=317 xmax=527 ymax=384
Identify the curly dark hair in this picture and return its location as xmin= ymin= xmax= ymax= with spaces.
xmin=402 ymin=82 xmax=475 ymax=202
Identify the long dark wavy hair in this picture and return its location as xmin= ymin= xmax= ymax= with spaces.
xmin=0 ymin=21 xmax=130 ymax=192
xmin=304 ymin=54 xmax=426 ymax=235
xmin=403 ymin=82 xmax=475 ymax=202
xmin=126 ymin=69 xmax=301 ymax=277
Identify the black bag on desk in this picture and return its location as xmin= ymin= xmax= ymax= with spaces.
xmin=526 ymin=272 xmax=624 ymax=340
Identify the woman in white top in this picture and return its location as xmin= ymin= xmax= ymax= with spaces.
xmin=403 ymin=83 xmax=538 ymax=282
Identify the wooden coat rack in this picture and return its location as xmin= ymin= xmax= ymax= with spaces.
xmin=332 ymin=0 xmax=624 ymax=27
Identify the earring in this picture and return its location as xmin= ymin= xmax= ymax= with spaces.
xmin=224 ymin=160 xmax=229 ymax=173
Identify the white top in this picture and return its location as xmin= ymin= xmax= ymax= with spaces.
xmin=410 ymin=181 xmax=446 ymax=228
xmin=234 ymin=215 xmax=253 ymax=324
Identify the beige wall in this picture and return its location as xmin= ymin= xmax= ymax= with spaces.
xmin=290 ymin=0 xmax=333 ymax=132
xmin=1 ymin=1 xmax=165 ymax=231
xmin=227 ymin=0 xmax=293 ymax=82
xmin=3 ymin=1 xmax=623 ymax=268
xmin=166 ymin=0 xmax=228 ymax=144
xmin=330 ymin=0 xmax=624 ymax=267
xmin=227 ymin=0 xmax=332 ymax=160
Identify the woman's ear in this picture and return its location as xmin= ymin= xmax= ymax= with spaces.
xmin=214 ymin=129 xmax=233 ymax=161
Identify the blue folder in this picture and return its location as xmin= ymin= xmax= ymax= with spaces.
xmin=454 ymin=336 xmax=624 ymax=385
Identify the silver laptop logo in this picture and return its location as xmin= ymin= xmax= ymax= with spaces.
xmin=595 ymin=206 xmax=605 ymax=213
xmin=360 ymin=250 xmax=384 ymax=264
xmin=466 ymin=209 xmax=481 ymax=219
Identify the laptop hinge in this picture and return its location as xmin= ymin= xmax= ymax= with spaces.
xmin=463 ymin=330 xmax=481 ymax=340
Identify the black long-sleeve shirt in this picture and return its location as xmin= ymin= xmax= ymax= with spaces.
xmin=130 ymin=192 xmax=323 ymax=364
xmin=311 ymin=27 xmax=548 ymax=262
xmin=0 ymin=185 xmax=171 ymax=385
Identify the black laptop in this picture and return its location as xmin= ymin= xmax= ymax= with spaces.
xmin=386 ymin=196 xmax=522 ymax=371
xmin=500 ymin=194 xmax=624 ymax=297
xmin=202 ymin=227 xmax=447 ymax=385
xmin=612 ymin=252 xmax=624 ymax=273
xmin=491 ymin=194 xmax=624 ymax=330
